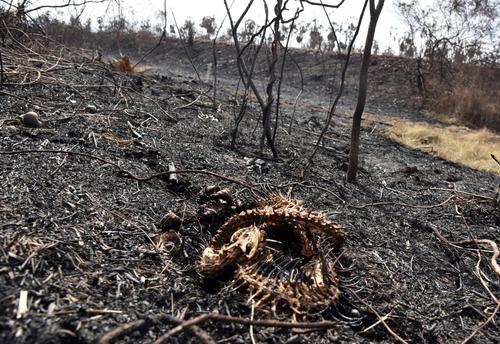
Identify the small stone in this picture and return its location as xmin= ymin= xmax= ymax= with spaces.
xmin=85 ymin=104 xmax=97 ymax=113
xmin=20 ymin=112 xmax=42 ymax=128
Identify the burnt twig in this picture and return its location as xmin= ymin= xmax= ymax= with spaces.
xmin=132 ymin=0 xmax=168 ymax=69
xmin=153 ymin=313 xmax=339 ymax=344
xmin=491 ymin=154 xmax=500 ymax=167
xmin=0 ymin=50 xmax=4 ymax=88
xmin=351 ymin=291 xmax=409 ymax=344
xmin=98 ymin=314 xmax=215 ymax=344
xmin=351 ymin=195 xmax=455 ymax=209
xmin=211 ymin=0 xmax=234 ymax=109
xmin=460 ymin=252 xmax=500 ymax=343
xmin=171 ymin=11 xmax=201 ymax=81
xmin=302 ymin=0 xmax=368 ymax=177
xmin=430 ymin=223 xmax=500 ymax=276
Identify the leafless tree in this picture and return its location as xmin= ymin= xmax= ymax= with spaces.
xmin=225 ymin=0 xmax=267 ymax=150
xmin=0 ymin=0 xmax=108 ymax=15
xmin=212 ymin=0 xmax=234 ymax=109
xmin=397 ymin=0 xmax=498 ymax=63
xmin=346 ymin=0 xmax=385 ymax=183
xmin=303 ymin=0 xmax=368 ymax=175
xmin=172 ymin=12 xmax=200 ymax=80
xmin=224 ymin=0 xmax=301 ymax=159
xmin=133 ymin=0 xmax=167 ymax=68
xmin=396 ymin=0 xmax=499 ymax=99
xmin=0 ymin=0 xmax=109 ymax=43
xmin=274 ymin=6 xmax=301 ymax=140
xmin=308 ymin=19 xmax=323 ymax=50
xmin=240 ymin=19 xmax=256 ymax=42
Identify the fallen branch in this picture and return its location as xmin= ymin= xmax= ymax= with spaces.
xmin=429 ymin=187 xmax=493 ymax=201
xmin=491 ymin=154 xmax=500 ymax=167
xmin=460 ymin=252 xmax=500 ymax=343
xmin=99 ymin=314 xmax=215 ymax=344
xmin=172 ymin=93 xmax=204 ymax=110
xmin=430 ymin=224 xmax=500 ymax=276
xmin=351 ymin=195 xmax=455 ymax=209
xmin=274 ymin=181 xmax=345 ymax=203
xmin=153 ymin=313 xmax=339 ymax=344
xmin=351 ymin=291 xmax=408 ymax=344
xmin=0 ymin=149 xmax=265 ymax=196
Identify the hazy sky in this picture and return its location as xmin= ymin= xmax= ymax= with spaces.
xmin=41 ymin=0 xmax=410 ymax=49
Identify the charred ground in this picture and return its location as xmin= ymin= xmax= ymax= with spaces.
xmin=0 ymin=37 xmax=499 ymax=344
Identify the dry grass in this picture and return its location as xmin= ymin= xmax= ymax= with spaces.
xmin=431 ymin=84 xmax=500 ymax=132
xmin=387 ymin=121 xmax=500 ymax=174
xmin=426 ymin=65 xmax=500 ymax=133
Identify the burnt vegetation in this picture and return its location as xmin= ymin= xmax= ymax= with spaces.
xmin=0 ymin=0 xmax=499 ymax=344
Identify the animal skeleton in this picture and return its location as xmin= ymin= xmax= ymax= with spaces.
xmin=200 ymin=196 xmax=346 ymax=314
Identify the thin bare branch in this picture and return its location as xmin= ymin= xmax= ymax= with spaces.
xmin=302 ymin=0 xmax=369 ymax=176
xmin=171 ymin=11 xmax=201 ymax=81
xmin=153 ymin=313 xmax=339 ymax=344
xmin=300 ymin=0 xmax=346 ymax=8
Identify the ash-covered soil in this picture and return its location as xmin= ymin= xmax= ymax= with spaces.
xmin=142 ymin=39 xmax=423 ymax=119
xmin=1 ymin=40 xmax=499 ymax=344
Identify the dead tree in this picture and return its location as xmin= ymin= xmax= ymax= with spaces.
xmin=302 ymin=0 xmax=367 ymax=176
xmin=346 ymin=0 xmax=385 ymax=183
xmin=211 ymin=2 xmax=233 ymax=109
xmin=274 ymin=8 xmax=300 ymax=140
xmin=172 ymin=12 xmax=200 ymax=81
xmin=224 ymin=0 xmax=301 ymax=159
xmin=225 ymin=0 xmax=268 ymax=150
xmin=133 ymin=0 xmax=167 ymax=69
xmin=3 ymin=0 xmax=109 ymax=15
xmin=0 ymin=50 xmax=4 ymax=88
xmin=260 ymin=0 xmax=282 ymax=157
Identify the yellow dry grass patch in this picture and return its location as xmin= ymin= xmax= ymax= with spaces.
xmin=387 ymin=122 xmax=500 ymax=174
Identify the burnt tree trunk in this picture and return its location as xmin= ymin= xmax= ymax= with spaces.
xmin=346 ymin=0 xmax=385 ymax=183
xmin=260 ymin=0 xmax=281 ymax=159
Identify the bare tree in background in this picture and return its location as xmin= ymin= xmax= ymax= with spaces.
xmin=224 ymin=0 xmax=301 ymax=159
xmin=397 ymin=0 xmax=498 ymax=64
xmin=395 ymin=0 xmax=499 ymax=132
xmin=308 ymin=19 xmax=323 ymax=50
xmin=211 ymin=0 xmax=234 ymax=109
xmin=295 ymin=23 xmax=308 ymax=46
xmin=172 ymin=12 xmax=200 ymax=79
xmin=200 ymin=16 xmax=216 ymax=39
xmin=0 ymin=0 xmax=109 ymax=43
xmin=346 ymin=0 xmax=385 ymax=183
xmin=396 ymin=0 xmax=499 ymax=97
xmin=0 ymin=0 xmax=108 ymax=15
xmin=240 ymin=19 xmax=256 ymax=42
xmin=302 ymin=0 xmax=368 ymax=176
xmin=180 ymin=18 xmax=196 ymax=47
